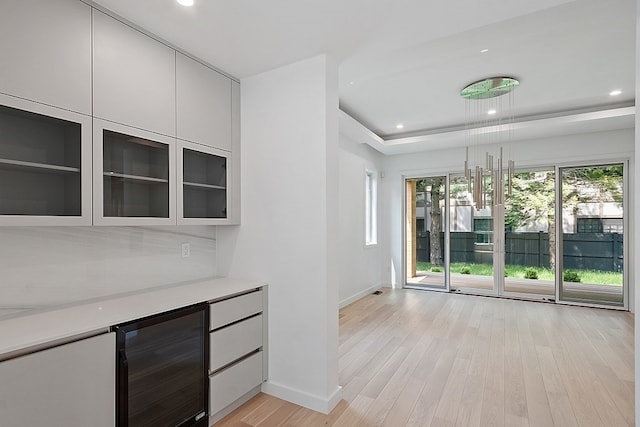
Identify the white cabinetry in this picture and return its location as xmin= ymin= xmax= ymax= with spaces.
xmin=209 ymin=289 xmax=265 ymax=423
xmin=0 ymin=94 xmax=92 ymax=226
xmin=0 ymin=0 xmax=91 ymax=115
xmin=92 ymin=10 xmax=176 ymax=137
xmin=177 ymin=141 xmax=231 ymax=224
xmin=229 ymin=80 xmax=241 ymax=224
xmin=93 ymin=119 xmax=176 ymax=225
xmin=176 ymin=53 xmax=232 ymax=151
xmin=0 ymin=332 xmax=115 ymax=427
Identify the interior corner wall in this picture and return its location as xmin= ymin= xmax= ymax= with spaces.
xmin=338 ymin=135 xmax=385 ymax=306
xmin=215 ymin=55 xmax=341 ymax=413
xmin=382 ymin=129 xmax=634 ymax=289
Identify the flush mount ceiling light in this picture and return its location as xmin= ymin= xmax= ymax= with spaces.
xmin=176 ymin=0 xmax=194 ymax=6
xmin=609 ymin=89 xmax=622 ymax=96
xmin=396 ymin=124 xmax=404 ymax=129
xmin=480 ymin=48 xmax=489 ymax=53
xmin=461 ymin=76 xmax=520 ymax=209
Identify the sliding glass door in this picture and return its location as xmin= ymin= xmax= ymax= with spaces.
xmin=448 ymin=175 xmax=496 ymax=295
xmin=558 ymin=164 xmax=625 ymax=307
xmin=403 ymin=162 xmax=626 ymax=309
xmin=502 ymin=169 xmax=556 ymax=299
xmin=405 ymin=176 xmax=448 ymax=290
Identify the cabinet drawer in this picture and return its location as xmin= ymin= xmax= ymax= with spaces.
xmin=210 ymin=290 xmax=262 ymax=330
xmin=210 ymin=314 xmax=262 ymax=372
xmin=209 ymin=351 xmax=262 ymax=415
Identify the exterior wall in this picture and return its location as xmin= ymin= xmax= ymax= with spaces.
xmin=382 ymin=128 xmax=634 ymax=289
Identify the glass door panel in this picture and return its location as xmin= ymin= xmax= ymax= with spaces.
xmin=559 ymin=164 xmax=624 ymax=307
xmin=449 ymin=175 xmax=495 ymax=294
xmin=503 ymin=169 xmax=556 ymax=298
xmin=405 ymin=176 xmax=447 ymax=290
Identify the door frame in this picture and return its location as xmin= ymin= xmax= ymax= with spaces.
xmin=402 ymin=174 xmax=450 ymax=293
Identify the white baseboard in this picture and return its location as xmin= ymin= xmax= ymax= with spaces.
xmin=262 ymin=380 xmax=343 ymax=414
xmin=339 ymin=283 xmax=383 ymax=308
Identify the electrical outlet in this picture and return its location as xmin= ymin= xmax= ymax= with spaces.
xmin=181 ymin=243 xmax=190 ymax=258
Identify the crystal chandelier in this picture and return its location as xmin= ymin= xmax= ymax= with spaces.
xmin=461 ymin=76 xmax=519 ymax=209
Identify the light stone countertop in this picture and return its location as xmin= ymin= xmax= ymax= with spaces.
xmin=0 ymin=276 xmax=265 ymax=359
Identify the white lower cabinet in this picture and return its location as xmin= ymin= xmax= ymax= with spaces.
xmin=209 ymin=351 xmax=263 ymax=415
xmin=210 ymin=314 xmax=263 ymax=372
xmin=0 ymin=332 xmax=115 ymax=427
xmin=209 ymin=289 xmax=265 ymax=422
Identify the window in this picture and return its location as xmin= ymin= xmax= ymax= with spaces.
xmin=577 ymin=218 xmax=603 ymax=233
xmin=473 ymin=218 xmax=493 ymax=245
xmin=577 ymin=217 xmax=623 ymax=233
xmin=365 ymin=170 xmax=377 ymax=245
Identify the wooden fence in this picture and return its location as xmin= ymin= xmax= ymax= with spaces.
xmin=417 ymin=231 xmax=623 ymax=272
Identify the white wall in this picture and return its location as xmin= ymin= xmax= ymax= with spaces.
xmin=383 ymin=128 xmax=634 ymax=289
xmin=338 ymin=134 xmax=385 ymax=306
xmin=216 ymin=55 xmax=341 ymax=414
xmin=0 ymin=226 xmax=216 ymax=315
xmin=634 ymin=0 xmax=639 ymax=421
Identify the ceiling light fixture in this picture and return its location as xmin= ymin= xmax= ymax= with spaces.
xmin=396 ymin=124 xmax=404 ymax=129
xmin=609 ymin=89 xmax=622 ymax=96
xmin=461 ymin=76 xmax=519 ymax=209
xmin=480 ymin=48 xmax=489 ymax=53
xmin=176 ymin=0 xmax=194 ymax=6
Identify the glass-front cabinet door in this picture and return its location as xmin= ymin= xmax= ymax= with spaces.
xmin=93 ymin=119 xmax=176 ymax=225
xmin=177 ymin=141 xmax=230 ymax=225
xmin=0 ymin=94 xmax=92 ymax=225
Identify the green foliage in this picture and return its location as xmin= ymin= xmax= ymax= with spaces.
xmin=417 ymin=262 xmax=621 ymax=285
xmin=430 ymin=266 xmax=443 ymax=273
xmin=504 ymin=171 xmax=555 ymax=231
xmin=524 ymin=267 xmax=539 ymax=280
xmin=563 ymin=270 xmax=581 ymax=283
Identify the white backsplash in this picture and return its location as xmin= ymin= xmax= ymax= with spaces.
xmin=0 ymin=226 xmax=217 ymax=313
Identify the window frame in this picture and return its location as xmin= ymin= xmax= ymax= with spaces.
xmin=365 ymin=169 xmax=378 ymax=246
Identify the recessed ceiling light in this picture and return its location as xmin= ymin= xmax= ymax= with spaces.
xmin=480 ymin=48 xmax=489 ymax=53
xmin=349 ymin=81 xmax=355 ymax=85
xmin=177 ymin=0 xmax=194 ymax=6
xmin=487 ymin=109 xmax=497 ymax=115
xmin=609 ymin=89 xmax=622 ymax=96
xmin=396 ymin=124 xmax=404 ymax=129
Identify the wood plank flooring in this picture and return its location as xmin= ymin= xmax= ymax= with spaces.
xmin=215 ymin=287 xmax=634 ymax=426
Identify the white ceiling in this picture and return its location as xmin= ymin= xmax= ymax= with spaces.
xmin=91 ymin=0 xmax=636 ymax=153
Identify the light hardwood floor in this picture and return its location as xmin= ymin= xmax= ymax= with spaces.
xmin=215 ymin=288 xmax=634 ymax=426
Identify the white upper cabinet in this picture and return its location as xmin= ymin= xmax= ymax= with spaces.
xmin=0 ymin=0 xmax=91 ymax=115
xmin=176 ymin=53 xmax=232 ymax=151
xmin=0 ymin=94 xmax=92 ymax=226
xmin=177 ymin=141 xmax=230 ymax=225
xmin=229 ymin=81 xmax=241 ymax=224
xmin=92 ymin=10 xmax=176 ymax=137
xmin=93 ymin=119 xmax=176 ymax=226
